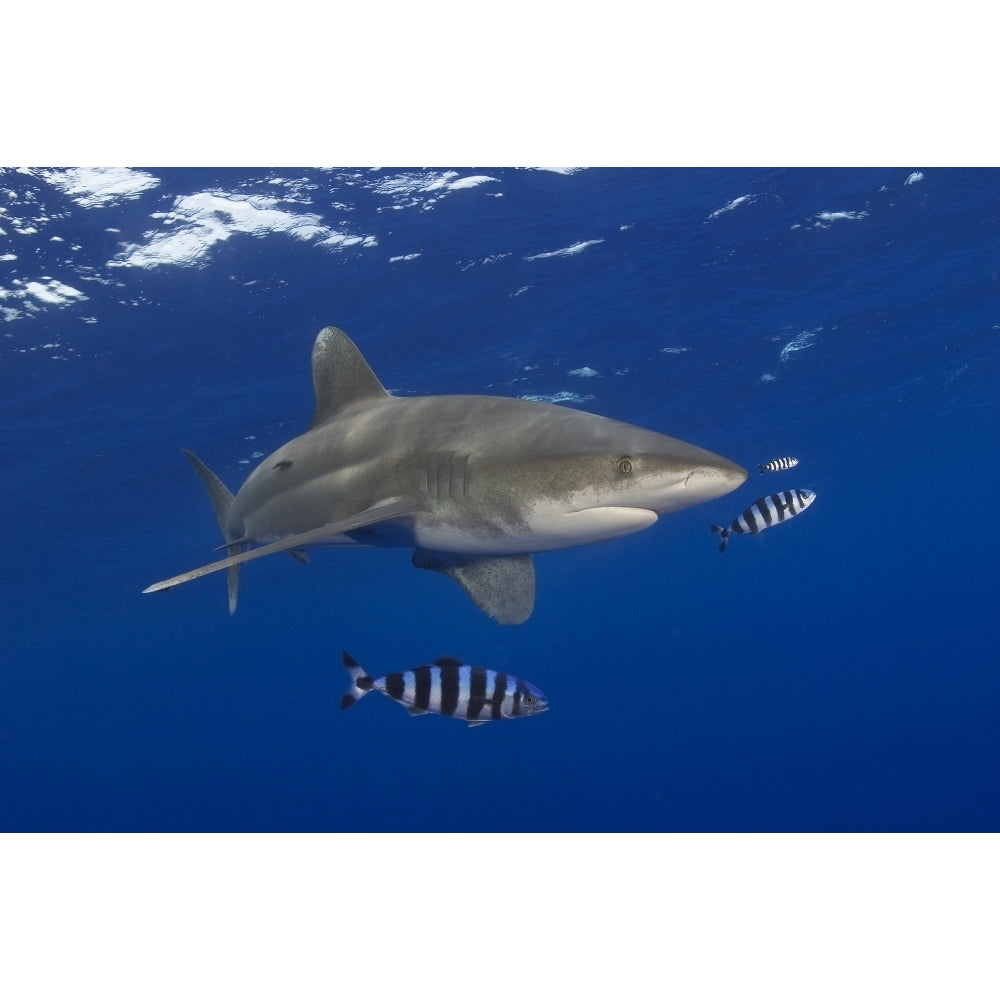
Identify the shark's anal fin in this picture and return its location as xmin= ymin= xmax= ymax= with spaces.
xmin=412 ymin=550 xmax=535 ymax=625
xmin=144 ymin=497 xmax=422 ymax=597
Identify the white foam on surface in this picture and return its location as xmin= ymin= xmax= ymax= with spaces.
xmin=110 ymin=191 xmax=376 ymax=269
xmin=525 ymin=240 xmax=603 ymax=260
xmin=37 ymin=167 xmax=160 ymax=208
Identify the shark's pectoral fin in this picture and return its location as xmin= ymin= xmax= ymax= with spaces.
xmin=144 ymin=497 xmax=422 ymax=597
xmin=412 ymin=550 xmax=535 ymax=625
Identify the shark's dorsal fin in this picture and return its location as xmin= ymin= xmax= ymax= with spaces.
xmin=412 ymin=550 xmax=535 ymax=625
xmin=309 ymin=327 xmax=389 ymax=428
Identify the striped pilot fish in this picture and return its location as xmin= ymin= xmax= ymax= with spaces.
xmin=711 ymin=489 xmax=815 ymax=552
xmin=759 ymin=456 xmax=799 ymax=474
xmin=340 ymin=651 xmax=549 ymax=727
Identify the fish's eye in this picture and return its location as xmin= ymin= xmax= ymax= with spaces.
xmin=617 ymin=456 xmax=634 ymax=475
xmin=523 ymin=695 xmax=535 ymax=706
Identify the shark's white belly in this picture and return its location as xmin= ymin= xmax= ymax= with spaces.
xmin=253 ymin=501 xmax=661 ymax=555
xmin=410 ymin=503 xmax=660 ymax=554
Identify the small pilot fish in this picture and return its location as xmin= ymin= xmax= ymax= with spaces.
xmin=759 ymin=456 xmax=799 ymax=474
xmin=711 ymin=489 xmax=816 ymax=552
xmin=339 ymin=651 xmax=549 ymax=727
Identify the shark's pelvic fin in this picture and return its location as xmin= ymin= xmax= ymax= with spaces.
xmin=181 ymin=449 xmax=241 ymax=614
xmin=412 ymin=550 xmax=535 ymax=625
xmin=144 ymin=496 xmax=423 ymax=598
xmin=309 ymin=326 xmax=389 ymax=428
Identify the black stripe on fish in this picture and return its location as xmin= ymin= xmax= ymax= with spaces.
xmin=467 ymin=667 xmax=487 ymax=721
xmin=414 ymin=667 xmax=432 ymax=711
xmin=491 ymin=673 xmax=508 ymax=720
xmin=757 ymin=496 xmax=774 ymax=527
xmin=759 ymin=456 xmax=799 ymax=474
xmin=711 ymin=489 xmax=816 ymax=552
xmin=440 ymin=661 xmax=460 ymax=717
xmin=384 ymin=671 xmax=405 ymax=701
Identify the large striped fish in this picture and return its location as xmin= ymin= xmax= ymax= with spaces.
xmin=711 ymin=489 xmax=815 ymax=552
xmin=759 ymin=456 xmax=799 ymax=474
xmin=340 ymin=652 xmax=549 ymax=727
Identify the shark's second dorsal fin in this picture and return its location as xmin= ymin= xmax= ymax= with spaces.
xmin=309 ymin=327 xmax=389 ymax=428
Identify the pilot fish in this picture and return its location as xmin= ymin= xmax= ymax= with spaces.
xmin=759 ymin=456 xmax=799 ymax=474
xmin=339 ymin=651 xmax=549 ymax=727
xmin=711 ymin=489 xmax=816 ymax=552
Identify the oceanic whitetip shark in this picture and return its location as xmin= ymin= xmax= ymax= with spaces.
xmin=144 ymin=326 xmax=747 ymax=623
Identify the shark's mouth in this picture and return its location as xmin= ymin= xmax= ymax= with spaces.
xmin=517 ymin=504 xmax=660 ymax=550
xmin=563 ymin=505 xmax=660 ymax=531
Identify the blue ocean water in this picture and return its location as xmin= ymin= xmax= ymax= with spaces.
xmin=1 ymin=167 xmax=997 ymax=832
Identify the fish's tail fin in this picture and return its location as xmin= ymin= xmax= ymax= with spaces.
xmin=758 ymin=464 xmax=766 ymax=474
xmin=341 ymin=651 xmax=375 ymax=710
xmin=710 ymin=524 xmax=729 ymax=553
xmin=181 ymin=449 xmax=241 ymax=614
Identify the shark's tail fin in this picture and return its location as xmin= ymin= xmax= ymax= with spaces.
xmin=710 ymin=524 xmax=730 ymax=553
xmin=340 ymin=651 xmax=375 ymax=710
xmin=181 ymin=449 xmax=242 ymax=614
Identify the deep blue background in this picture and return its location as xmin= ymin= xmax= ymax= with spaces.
xmin=2 ymin=167 xmax=997 ymax=831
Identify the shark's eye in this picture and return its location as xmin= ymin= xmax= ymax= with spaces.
xmin=618 ymin=456 xmax=634 ymax=475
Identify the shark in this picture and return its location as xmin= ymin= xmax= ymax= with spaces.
xmin=144 ymin=326 xmax=747 ymax=623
